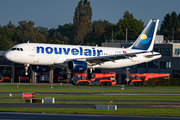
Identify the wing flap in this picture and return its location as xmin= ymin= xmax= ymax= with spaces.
xmin=144 ymin=54 xmax=161 ymax=58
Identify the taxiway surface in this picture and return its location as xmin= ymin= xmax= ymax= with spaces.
xmin=0 ymin=112 xmax=179 ymax=120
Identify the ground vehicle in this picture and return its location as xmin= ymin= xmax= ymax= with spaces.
xmin=1 ymin=72 xmax=11 ymax=82
xmin=70 ymin=72 xmax=116 ymax=86
xmin=0 ymin=74 xmax=3 ymax=82
xmin=58 ymin=72 xmax=68 ymax=83
xmin=18 ymin=74 xmax=29 ymax=82
xmin=128 ymin=73 xmax=170 ymax=86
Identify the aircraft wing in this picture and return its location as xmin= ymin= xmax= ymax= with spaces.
xmin=85 ymin=51 xmax=146 ymax=65
xmin=64 ymin=51 xmax=147 ymax=66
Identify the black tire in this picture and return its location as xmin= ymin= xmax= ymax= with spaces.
xmin=84 ymin=82 xmax=89 ymax=86
xmin=133 ymin=82 xmax=138 ymax=86
xmin=66 ymin=73 xmax=72 ymax=79
xmin=91 ymin=73 xmax=95 ymax=78
xmin=138 ymin=82 xmax=143 ymax=86
xmin=106 ymin=82 xmax=112 ymax=86
xmin=87 ymin=73 xmax=95 ymax=79
xmin=101 ymin=82 xmax=105 ymax=86
xmin=78 ymin=82 xmax=83 ymax=86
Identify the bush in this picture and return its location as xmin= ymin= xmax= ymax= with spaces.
xmin=154 ymin=78 xmax=170 ymax=86
xmin=147 ymin=78 xmax=156 ymax=86
xmin=170 ymin=78 xmax=179 ymax=86
xmin=147 ymin=78 xmax=170 ymax=86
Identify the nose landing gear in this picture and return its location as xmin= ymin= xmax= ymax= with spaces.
xmin=24 ymin=64 xmax=29 ymax=75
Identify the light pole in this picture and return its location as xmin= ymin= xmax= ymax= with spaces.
xmin=125 ymin=68 xmax=130 ymax=86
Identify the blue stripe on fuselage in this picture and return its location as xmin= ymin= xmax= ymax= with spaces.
xmin=36 ymin=46 xmax=103 ymax=56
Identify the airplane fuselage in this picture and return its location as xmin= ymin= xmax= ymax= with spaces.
xmin=5 ymin=43 xmax=161 ymax=69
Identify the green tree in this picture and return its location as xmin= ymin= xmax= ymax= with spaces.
xmin=115 ymin=11 xmax=144 ymax=40
xmin=85 ymin=20 xmax=115 ymax=45
xmin=17 ymin=20 xmax=46 ymax=43
xmin=57 ymin=23 xmax=74 ymax=44
xmin=73 ymin=0 xmax=92 ymax=45
xmin=159 ymin=11 xmax=180 ymax=40
xmin=0 ymin=35 xmax=14 ymax=50
xmin=7 ymin=21 xmax=15 ymax=30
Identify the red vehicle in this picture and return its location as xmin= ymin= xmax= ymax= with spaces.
xmin=1 ymin=73 xmax=11 ymax=82
xmin=19 ymin=75 xmax=29 ymax=82
xmin=128 ymin=73 xmax=170 ymax=86
xmin=70 ymin=72 xmax=117 ymax=86
xmin=0 ymin=74 xmax=3 ymax=82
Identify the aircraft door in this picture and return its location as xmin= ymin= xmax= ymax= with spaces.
xmin=29 ymin=45 xmax=36 ymax=56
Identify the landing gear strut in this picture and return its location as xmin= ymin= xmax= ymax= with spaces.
xmin=24 ymin=64 xmax=29 ymax=75
xmin=88 ymin=68 xmax=95 ymax=79
xmin=63 ymin=67 xmax=72 ymax=79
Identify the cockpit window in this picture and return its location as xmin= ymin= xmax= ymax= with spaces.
xmin=11 ymin=48 xmax=16 ymax=50
xmin=11 ymin=48 xmax=23 ymax=51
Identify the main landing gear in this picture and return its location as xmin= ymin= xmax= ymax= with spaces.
xmin=63 ymin=68 xmax=96 ymax=79
xmin=63 ymin=67 xmax=73 ymax=79
xmin=87 ymin=68 xmax=95 ymax=79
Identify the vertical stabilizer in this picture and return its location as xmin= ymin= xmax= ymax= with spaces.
xmin=130 ymin=19 xmax=159 ymax=51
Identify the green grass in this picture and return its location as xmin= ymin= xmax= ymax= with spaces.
xmin=1 ymin=94 xmax=180 ymax=101
xmin=0 ymin=108 xmax=180 ymax=116
xmin=1 ymin=85 xmax=180 ymax=116
xmin=1 ymin=85 xmax=180 ymax=93
xmin=1 ymin=100 xmax=180 ymax=105
xmin=36 ymin=95 xmax=180 ymax=101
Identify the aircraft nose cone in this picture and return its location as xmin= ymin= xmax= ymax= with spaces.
xmin=4 ymin=52 xmax=12 ymax=61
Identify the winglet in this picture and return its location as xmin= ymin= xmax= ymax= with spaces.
xmin=129 ymin=19 xmax=159 ymax=51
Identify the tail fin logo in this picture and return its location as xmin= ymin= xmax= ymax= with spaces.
xmin=140 ymin=34 xmax=152 ymax=44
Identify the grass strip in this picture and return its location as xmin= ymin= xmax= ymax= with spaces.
xmin=36 ymin=95 xmax=180 ymax=101
xmin=0 ymin=108 xmax=180 ymax=116
xmin=1 ymin=95 xmax=180 ymax=101
xmin=0 ymin=100 xmax=180 ymax=105
xmin=1 ymin=85 xmax=180 ymax=93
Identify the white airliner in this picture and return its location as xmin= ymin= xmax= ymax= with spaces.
xmin=4 ymin=19 xmax=161 ymax=78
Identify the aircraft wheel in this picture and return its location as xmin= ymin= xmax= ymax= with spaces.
xmin=25 ymin=72 xmax=28 ymax=75
xmin=88 ymin=73 xmax=95 ymax=79
xmin=91 ymin=73 xmax=95 ymax=78
xmin=63 ymin=73 xmax=72 ymax=79
xmin=66 ymin=73 xmax=72 ymax=79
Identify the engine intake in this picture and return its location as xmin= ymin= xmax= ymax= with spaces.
xmin=68 ymin=60 xmax=87 ymax=72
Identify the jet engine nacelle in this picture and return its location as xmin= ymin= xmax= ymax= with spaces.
xmin=31 ymin=65 xmax=50 ymax=73
xmin=68 ymin=60 xmax=87 ymax=72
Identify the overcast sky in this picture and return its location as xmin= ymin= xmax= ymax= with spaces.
xmin=0 ymin=0 xmax=180 ymax=29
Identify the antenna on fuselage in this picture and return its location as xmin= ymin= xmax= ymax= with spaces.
xmin=96 ymin=44 xmax=98 ymax=47
xmin=27 ymin=41 xmax=29 ymax=43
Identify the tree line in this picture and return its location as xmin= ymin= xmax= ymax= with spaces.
xmin=0 ymin=0 xmax=180 ymax=51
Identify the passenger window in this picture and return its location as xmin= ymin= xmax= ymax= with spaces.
xmin=17 ymin=48 xmax=20 ymax=51
xmin=20 ymin=48 xmax=23 ymax=51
